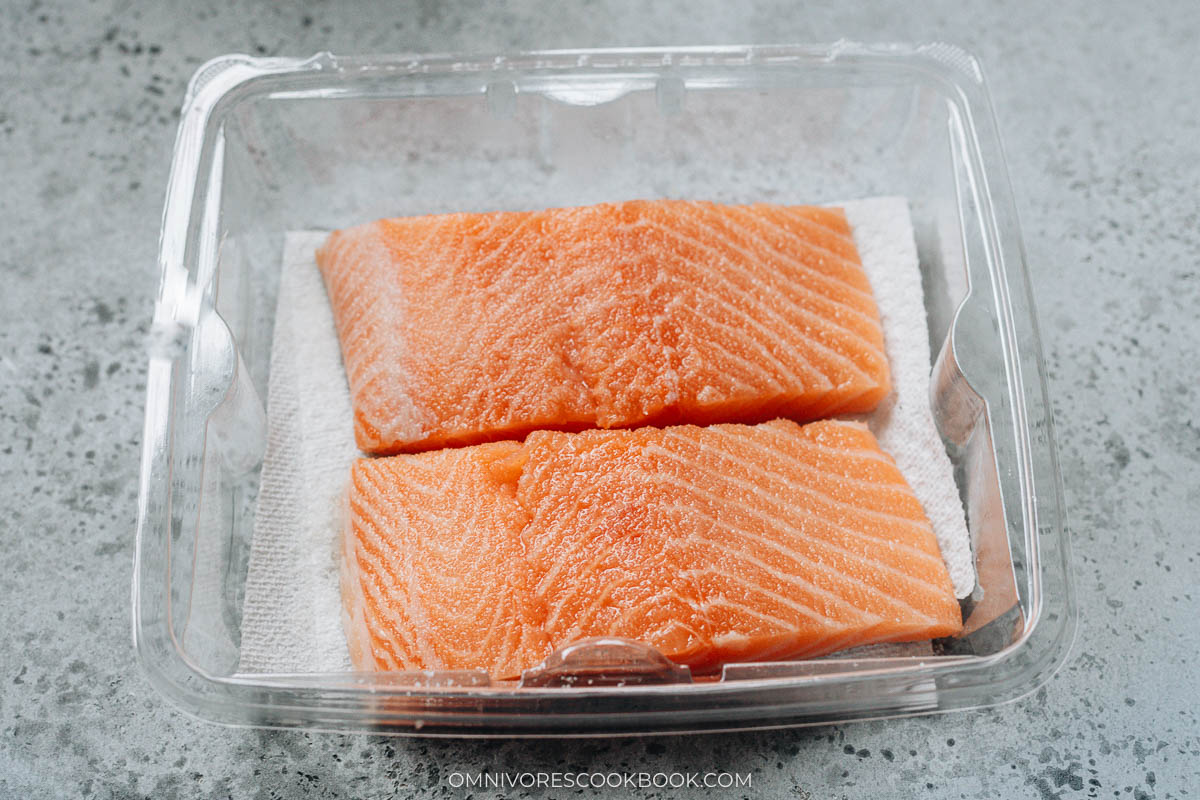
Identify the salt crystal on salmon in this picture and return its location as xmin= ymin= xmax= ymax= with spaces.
xmin=317 ymin=201 xmax=891 ymax=455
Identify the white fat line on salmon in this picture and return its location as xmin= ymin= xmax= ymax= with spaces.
xmin=689 ymin=203 xmax=879 ymax=312
xmin=647 ymin=434 xmax=946 ymax=565
xmin=634 ymin=214 xmax=886 ymax=353
xmin=693 ymin=429 xmax=938 ymax=541
xmin=622 ymin=468 xmax=949 ymax=620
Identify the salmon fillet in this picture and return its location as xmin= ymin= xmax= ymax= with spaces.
xmin=341 ymin=441 xmax=552 ymax=678
xmin=317 ymin=201 xmax=891 ymax=454
xmin=341 ymin=419 xmax=961 ymax=678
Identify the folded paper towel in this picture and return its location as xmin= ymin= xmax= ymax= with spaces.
xmin=236 ymin=196 xmax=974 ymax=674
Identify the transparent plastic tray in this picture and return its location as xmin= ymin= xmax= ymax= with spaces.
xmin=133 ymin=43 xmax=1074 ymax=735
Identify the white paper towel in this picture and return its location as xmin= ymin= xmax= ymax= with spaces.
xmin=237 ymin=232 xmax=358 ymax=673
xmin=843 ymin=198 xmax=975 ymax=598
xmin=236 ymin=197 xmax=974 ymax=674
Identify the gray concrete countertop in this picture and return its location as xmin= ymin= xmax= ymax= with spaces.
xmin=2 ymin=0 xmax=1197 ymax=797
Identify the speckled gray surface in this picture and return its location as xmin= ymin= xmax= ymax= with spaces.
xmin=1 ymin=0 xmax=1198 ymax=797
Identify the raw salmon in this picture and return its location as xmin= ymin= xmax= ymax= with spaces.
xmin=341 ymin=441 xmax=552 ymax=678
xmin=317 ymin=201 xmax=891 ymax=455
xmin=341 ymin=419 xmax=961 ymax=678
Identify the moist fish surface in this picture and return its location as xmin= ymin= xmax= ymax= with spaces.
xmin=341 ymin=441 xmax=552 ymax=679
xmin=317 ymin=200 xmax=891 ymax=455
xmin=341 ymin=419 xmax=961 ymax=678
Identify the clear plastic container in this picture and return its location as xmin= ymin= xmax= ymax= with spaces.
xmin=133 ymin=43 xmax=1075 ymax=735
